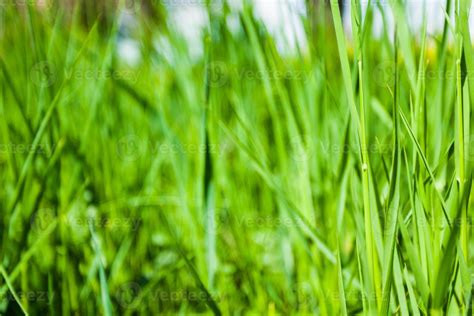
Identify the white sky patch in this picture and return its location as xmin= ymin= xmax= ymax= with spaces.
xmin=253 ymin=0 xmax=307 ymax=54
xmin=361 ymin=0 xmax=463 ymax=40
xmin=167 ymin=4 xmax=209 ymax=60
xmin=118 ymin=38 xmax=141 ymax=67
xmin=405 ymin=1 xmax=445 ymax=35
xmin=119 ymin=0 xmax=474 ymax=64
xmin=226 ymin=12 xmax=242 ymax=34
xmin=164 ymin=0 xmax=307 ymax=57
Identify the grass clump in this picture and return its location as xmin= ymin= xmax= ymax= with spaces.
xmin=0 ymin=0 xmax=473 ymax=315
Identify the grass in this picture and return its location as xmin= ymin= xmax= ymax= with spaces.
xmin=0 ymin=0 xmax=473 ymax=315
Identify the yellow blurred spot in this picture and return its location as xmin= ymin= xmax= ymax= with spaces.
xmin=347 ymin=45 xmax=354 ymax=60
xmin=426 ymin=41 xmax=437 ymax=63
xmin=268 ymin=302 xmax=276 ymax=316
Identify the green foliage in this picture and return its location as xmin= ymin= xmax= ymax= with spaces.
xmin=0 ymin=0 xmax=473 ymax=315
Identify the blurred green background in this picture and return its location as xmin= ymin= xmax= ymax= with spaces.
xmin=1 ymin=0 xmax=473 ymax=315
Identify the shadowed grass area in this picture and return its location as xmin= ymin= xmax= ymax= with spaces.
xmin=0 ymin=0 xmax=473 ymax=315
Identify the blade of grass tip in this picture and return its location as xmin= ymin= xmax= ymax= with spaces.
xmin=360 ymin=0 xmax=375 ymax=43
xmin=430 ymin=4 xmax=454 ymax=162
xmin=381 ymin=76 xmax=401 ymax=312
xmin=5 ymin=140 xmax=65 ymax=282
xmin=390 ymin=0 xmax=417 ymax=92
xmin=403 ymin=267 xmax=422 ymax=316
xmin=203 ymin=47 xmax=217 ymax=290
xmin=370 ymin=99 xmax=393 ymax=130
xmin=397 ymin=207 xmax=430 ymax=304
xmin=350 ymin=0 xmax=361 ymax=60
xmin=433 ymin=176 xmax=472 ymax=309
xmin=108 ymin=237 xmax=133 ymax=284
xmin=330 ymin=0 xmax=361 ymax=136
xmin=355 ymin=242 xmax=368 ymax=313
xmin=158 ymin=211 xmax=222 ymax=316
xmin=47 ymin=273 xmax=55 ymax=316
xmin=89 ymin=223 xmax=112 ymax=316
xmin=0 ymin=220 xmax=57 ymax=293
xmin=414 ymin=15 xmax=427 ymax=150
xmin=277 ymin=191 xmax=337 ymax=264
xmin=7 ymin=82 xmax=66 ymax=215
xmin=392 ymin=252 xmax=409 ymax=316
xmin=380 ymin=94 xmax=400 ymax=314
xmin=356 ymin=0 xmax=384 ymax=305
xmin=456 ymin=55 xmax=468 ymax=258
xmin=467 ymin=281 xmax=474 ymax=316
xmin=333 ymin=0 xmax=379 ymax=310
xmin=399 ymin=108 xmax=451 ymax=225
xmin=459 ymin=0 xmax=474 ymax=113
xmin=240 ymin=9 xmax=287 ymax=168
xmin=357 ymin=50 xmax=381 ymax=314
xmin=0 ymin=74 xmax=17 ymax=180
xmin=7 ymin=19 xmax=98 ymax=217
xmin=380 ymin=194 xmax=399 ymax=315
xmin=219 ymin=121 xmax=337 ymax=264
xmin=387 ymin=30 xmax=400 ymax=205
xmin=336 ymin=237 xmax=348 ymax=316
xmin=337 ymin=115 xmax=352 ymax=181
xmin=0 ymin=58 xmax=33 ymax=137
xmin=337 ymin=167 xmax=350 ymax=233
xmin=203 ymin=162 xmax=217 ymax=289
xmin=0 ymin=265 xmax=29 ymax=316
xmin=457 ymin=243 xmax=471 ymax=310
